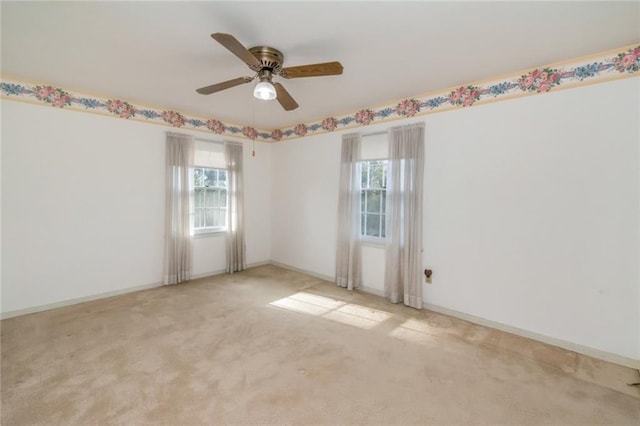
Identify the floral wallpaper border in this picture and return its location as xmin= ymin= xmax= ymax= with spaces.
xmin=2 ymin=44 xmax=639 ymax=142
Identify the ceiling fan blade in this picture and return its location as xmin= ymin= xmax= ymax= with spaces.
xmin=211 ymin=33 xmax=261 ymax=68
xmin=196 ymin=76 xmax=253 ymax=95
xmin=274 ymin=83 xmax=299 ymax=111
xmin=281 ymin=61 xmax=343 ymax=79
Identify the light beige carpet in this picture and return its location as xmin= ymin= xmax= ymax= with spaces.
xmin=2 ymin=265 xmax=639 ymax=425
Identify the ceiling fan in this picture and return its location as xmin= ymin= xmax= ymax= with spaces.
xmin=196 ymin=33 xmax=343 ymax=111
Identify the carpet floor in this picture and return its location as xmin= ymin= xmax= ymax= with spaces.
xmin=2 ymin=265 xmax=639 ymax=425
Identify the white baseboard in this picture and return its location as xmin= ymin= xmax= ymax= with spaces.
xmin=1 ymin=261 xmax=272 ymax=320
xmin=423 ymin=302 xmax=640 ymax=370
xmin=191 ymin=269 xmax=226 ymax=280
xmin=246 ymin=260 xmax=272 ymax=269
xmin=360 ymin=285 xmax=385 ymax=297
xmin=266 ymin=261 xmax=640 ymax=370
xmin=1 ymin=281 xmax=163 ymax=320
xmin=269 ymin=260 xmax=335 ymax=282
xmin=3 ymin=260 xmax=638 ymax=370
xmin=269 ymin=260 xmax=384 ymax=297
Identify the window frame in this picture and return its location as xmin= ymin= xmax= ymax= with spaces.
xmin=360 ymin=159 xmax=388 ymax=243
xmin=192 ymin=166 xmax=228 ymax=236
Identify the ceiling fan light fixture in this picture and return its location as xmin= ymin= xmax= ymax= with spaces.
xmin=254 ymin=80 xmax=276 ymax=101
xmin=198 ymin=33 xmax=341 ymax=111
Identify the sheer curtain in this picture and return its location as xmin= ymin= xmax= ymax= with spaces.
xmin=164 ymin=132 xmax=195 ymax=285
xmin=225 ymin=142 xmax=246 ymax=274
xmin=335 ymin=133 xmax=362 ymax=290
xmin=384 ymin=123 xmax=425 ymax=308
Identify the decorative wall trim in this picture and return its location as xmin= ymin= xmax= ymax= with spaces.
xmin=2 ymin=44 xmax=639 ymax=142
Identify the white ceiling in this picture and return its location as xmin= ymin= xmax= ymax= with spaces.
xmin=2 ymin=1 xmax=639 ymax=129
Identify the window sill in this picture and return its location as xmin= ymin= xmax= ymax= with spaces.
xmin=360 ymin=237 xmax=386 ymax=248
xmin=194 ymin=230 xmax=226 ymax=239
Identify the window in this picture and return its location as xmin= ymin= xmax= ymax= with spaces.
xmin=361 ymin=160 xmax=388 ymax=239
xmin=193 ymin=167 xmax=227 ymax=234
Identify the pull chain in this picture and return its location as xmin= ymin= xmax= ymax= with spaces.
xmin=252 ymin=95 xmax=256 ymax=157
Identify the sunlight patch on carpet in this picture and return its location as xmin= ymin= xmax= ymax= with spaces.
xmin=269 ymin=292 xmax=392 ymax=329
xmin=389 ymin=318 xmax=441 ymax=346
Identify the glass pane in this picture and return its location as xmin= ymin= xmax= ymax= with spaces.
xmin=366 ymin=190 xmax=381 ymax=213
xmin=381 ymin=215 xmax=386 ymax=238
xmin=366 ymin=214 xmax=381 ymax=237
xmin=205 ymin=189 xmax=215 ymax=207
xmin=194 ymin=188 xmax=203 ymax=208
xmin=370 ymin=162 xmax=384 ymax=188
xmin=381 ymin=190 xmax=386 ymax=213
xmin=194 ymin=208 xmax=203 ymax=229
xmin=361 ymin=213 xmax=366 ymax=235
xmin=216 ymin=208 xmax=226 ymax=227
xmin=219 ymin=171 xmax=227 ymax=188
xmin=204 ymin=169 xmax=216 ymax=187
xmin=212 ymin=209 xmax=219 ymax=227
xmin=382 ymin=161 xmax=388 ymax=188
xmin=220 ymin=189 xmax=227 ymax=207
xmin=194 ymin=168 xmax=204 ymax=187
xmin=211 ymin=189 xmax=218 ymax=208
xmin=361 ymin=163 xmax=369 ymax=188
xmin=205 ymin=208 xmax=214 ymax=227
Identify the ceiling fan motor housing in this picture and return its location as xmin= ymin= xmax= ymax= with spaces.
xmin=248 ymin=46 xmax=284 ymax=74
xmin=197 ymin=33 xmax=342 ymax=111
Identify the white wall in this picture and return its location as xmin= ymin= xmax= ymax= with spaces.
xmin=271 ymin=78 xmax=640 ymax=362
xmin=1 ymin=77 xmax=638 ymax=363
xmin=270 ymin=135 xmax=341 ymax=274
xmin=423 ymin=78 xmax=638 ymax=362
xmin=192 ymin=139 xmax=272 ymax=277
xmin=1 ymin=100 xmax=271 ymax=314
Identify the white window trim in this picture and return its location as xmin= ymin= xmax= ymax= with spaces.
xmin=360 ymin=159 xmax=388 ymax=240
xmin=194 ymin=227 xmax=226 ymax=238
xmin=192 ymin=137 xmax=228 ymax=234
xmin=361 ymin=236 xmax=386 ymax=247
xmin=360 ymin=132 xmax=388 ymax=245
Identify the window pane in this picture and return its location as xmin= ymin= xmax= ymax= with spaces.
xmin=194 ymin=208 xmax=203 ymax=228
xmin=381 ymin=215 xmax=386 ymax=238
xmin=366 ymin=190 xmax=381 ymax=213
xmin=382 ymin=162 xmax=387 ymax=188
xmin=205 ymin=188 xmax=215 ymax=206
xmin=193 ymin=167 xmax=228 ymax=231
xmin=220 ymin=189 xmax=227 ymax=207
xmin=204 ymin=169 xmax=216 ymax=187
xmin=194 ymin=188 xmax=203 ymax=208
xmin=370 ymin=162 xmax=384 ymax=188
xmin=359 ymin=160 xmax=388 ymax=238
xmin=194 ymin=168 xmax=204 ymax=187
xmin=212 ymin=209 xmax=219 ymax=227
xmin=204 ymin=208 xmax=213 ymax=227
xmin=365 ymin=214 xmax=381 ymax=237
xmin=215 ymin=208 xmax=226 ymax=227
xmin=361 ymin=163 xmax=369 ymax=188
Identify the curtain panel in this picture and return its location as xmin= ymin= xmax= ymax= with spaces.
xmin=335 ymin=133 xmax=362 ymax=290
xmin=164 ymin=133 xmax=195 ymax=285
xmin=384 ymin=123 xmax=425 ymax=308
xmin=225 ymin=142 xmax=246 ymax=274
